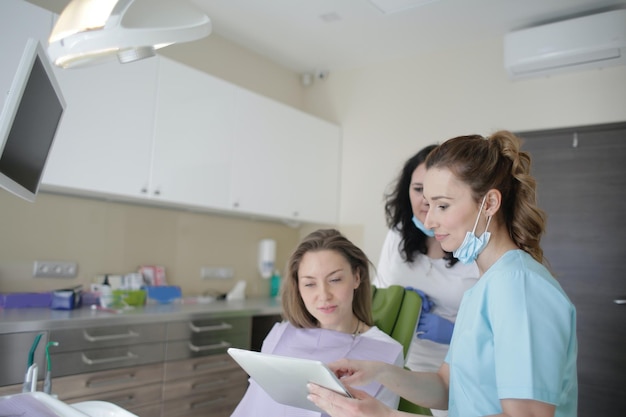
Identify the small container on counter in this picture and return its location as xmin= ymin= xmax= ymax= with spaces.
xmin=270 ymin=270 xmax=281 ymax=298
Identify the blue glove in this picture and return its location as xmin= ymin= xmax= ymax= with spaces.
xmin=416 ymin=311 xmax=455 ymax=344
xmin=405 ymin=286 xmax=433 ymax=313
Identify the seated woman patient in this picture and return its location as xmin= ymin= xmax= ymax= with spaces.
xmin=231 ymin=228 xmax=404 ymax=416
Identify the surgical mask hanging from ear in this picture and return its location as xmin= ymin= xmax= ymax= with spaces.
xmin=453 ymin=196 xmax=492 ymax=264
xmin=412 ymin=215 xmax=435 ymax=237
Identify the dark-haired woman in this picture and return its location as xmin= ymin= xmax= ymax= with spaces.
xmin=375 ymin=146 xmax=478 ymax=417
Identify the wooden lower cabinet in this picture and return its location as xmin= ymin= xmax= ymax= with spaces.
xmin=0 ymin=312 xmax=257 ymax=416
xmin=162 ymin=354 xmax=248 ymax=417
xmin=53 ymin=363 xmax=164 ymax=417
xmin=1 ymin=355 xmax=249 ymax=417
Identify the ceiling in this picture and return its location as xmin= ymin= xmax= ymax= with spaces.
xmin=28 ymin=0 xmax=626 ymax=74
xmin=188 ymin=0 xmax=626 ymax=74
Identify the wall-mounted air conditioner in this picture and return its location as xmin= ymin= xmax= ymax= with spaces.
xmin=504 ymin=9 xmax=626 ymax=79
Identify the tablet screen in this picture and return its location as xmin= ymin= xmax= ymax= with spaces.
xmin=228 ymin=347 xmax=351 ymax=412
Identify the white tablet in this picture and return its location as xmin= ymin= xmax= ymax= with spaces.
xmin=227 ymin=347 xmax=352 ymax=412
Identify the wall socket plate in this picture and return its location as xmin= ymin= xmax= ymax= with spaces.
xmin=201 ymin=266 xmax=234 ymax=280
xmin=33 ymin=261 xmax=78 ymax=278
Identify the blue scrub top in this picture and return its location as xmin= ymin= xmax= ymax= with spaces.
xmin=446 ymin=250 xmax=578 ymax=417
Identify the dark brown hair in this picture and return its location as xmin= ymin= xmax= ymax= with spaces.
xmin=383 ymin=145 xmax=457 ymax=266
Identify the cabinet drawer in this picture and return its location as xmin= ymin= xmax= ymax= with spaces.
xmin=0 ymin=383 xmax=25 ymax=397
xmin=66 ymin=382 xmax=162 ymax=411
xmin=51 ymin=344 xmax=165 ymax=377
xmin=166 ymin=334 xmax=249 ymax=361
xmin=161 ymin=384 xmax=247 ymax=417
xmin=50 ymin=323 xmax=166 ymax=352
xmin=54 ymin=363 xmax=164 ymax=399
xmin=163 ymin=367 xmax=247 ymax=400
xmin=167 ymin=316 xmax=251 ymax=341
xmin=164 ymin=354 xmax=240 ymax=381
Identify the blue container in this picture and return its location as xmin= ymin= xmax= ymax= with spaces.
xmin=145 ymin=286 xmax=182 ymax=304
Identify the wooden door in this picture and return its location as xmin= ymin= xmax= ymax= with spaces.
xmin=518 ymin=122 xmax=626 ymax=417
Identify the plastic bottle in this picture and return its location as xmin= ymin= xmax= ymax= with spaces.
xmin=270 ymin=270 xmax=281 ymax=298
xmin=100 ymin=275 xmax=113 ymax=308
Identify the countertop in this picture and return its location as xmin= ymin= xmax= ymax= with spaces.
xmin=0 ymin=297 xmax=283 ymax=333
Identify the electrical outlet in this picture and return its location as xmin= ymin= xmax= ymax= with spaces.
xmin=201 ymin=266 xmax=234 ymax=280
xmin=33 ymin=261 xmax=78 ymax=278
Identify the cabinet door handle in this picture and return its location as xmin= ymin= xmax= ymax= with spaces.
xmin=100 ymin=395 xmax=135 ymax=406
xmin=191 ymin=378 xmax=228 ymax=391
xmin=188 ymin=322 xmax=233 ymax=333
xmin=87 ymin=373 xmax=136 ymax=388
xmin=614 ymin=297 xmax=626 ymax=304
xmin=191 ymin=396 xmax=227 ymax=409
xmin=83 ymin=329 xmax=139 ymax=342
xmin=188 ymin=341 xmax=231 ymax=352
xmin=193 ymin=358 xmax=232 ymax=371
xmin=81 ymin=351 xmax=138 ymax=365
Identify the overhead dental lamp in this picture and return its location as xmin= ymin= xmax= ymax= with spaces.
xmin=48 ymin=0 xmax=211 ymax=69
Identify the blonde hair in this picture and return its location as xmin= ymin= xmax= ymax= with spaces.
xmin=281 ymin=229 xmax=374 ymax=328
xmin=426 ymin=131 xmax=547 ymax=264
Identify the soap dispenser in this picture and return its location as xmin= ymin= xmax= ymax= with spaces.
xmin=270 ymin=270 xmax=281 ymax=298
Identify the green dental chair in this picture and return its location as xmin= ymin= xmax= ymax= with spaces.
xmin=372 ymin=285 xmax=433 ymax=416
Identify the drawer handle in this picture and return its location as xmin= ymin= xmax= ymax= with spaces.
xmin=188 ymin=322 xmax=233 ymax=333
xmin=193 ymin=359 xmax=232 ymax=371
xmin=105 ymin=395 xmax=135 ymax=406
xmin=191 ymin=378 xmax=228 ymax=391
xmin=188 ymin=341 xmax=231 ymax=352
xmin=86 ymin=373 xmax=136 ymax=388
xmin=190 ymin=396 xmax=227 ymax=409
xmin=81 ymin=351 xmax=138 ymax=365
xmin=83 ymin=329 xmax=139 ymax=342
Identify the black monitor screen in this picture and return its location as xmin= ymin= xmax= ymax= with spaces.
xmin=0 ymin=39 xmax=65 ymax=202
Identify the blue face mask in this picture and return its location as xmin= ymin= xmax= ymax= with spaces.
xmin=453 ymin=196 xmax=492 ymax=264
xmin=412 ymin=215 xmax=435 ymax=237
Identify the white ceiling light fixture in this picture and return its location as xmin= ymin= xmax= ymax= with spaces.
xmin=48 ymin=0 xmax=211 ymax=69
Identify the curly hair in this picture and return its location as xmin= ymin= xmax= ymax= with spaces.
xmin=281 ymin=229 xmax=374 ymax=328
xmin=384 ymin=145 xmax=458 ymax=267
xmin=425 ymin=131 xmax=547 ymax=264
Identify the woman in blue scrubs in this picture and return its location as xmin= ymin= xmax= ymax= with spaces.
xmin=307 ymin=131 xmax=578 ymax=417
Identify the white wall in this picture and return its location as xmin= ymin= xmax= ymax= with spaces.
xmin=304 ymin=38 xmax=626 ymax=264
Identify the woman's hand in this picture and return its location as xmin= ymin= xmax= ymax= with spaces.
xmin=328 ymin=358 xmax=386 ymax=387
xmin=307 ymin=383 xmax=395 ymax=417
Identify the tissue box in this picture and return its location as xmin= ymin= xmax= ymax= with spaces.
xmin=145 ymin=286 xmax=181 ymax=304
xmin=0 ymin=292 xmax=52 ymax=308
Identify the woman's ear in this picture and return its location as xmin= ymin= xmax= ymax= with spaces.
xmin=354 ymin=270 xmax=361 ymax=289
xmin=484 ymin=189 xmax=501 ymax=216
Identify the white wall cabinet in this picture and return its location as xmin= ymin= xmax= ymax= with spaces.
xmin=149 ymin=58 xmax=235 ymax=211
xmin=42 ymin=54 xmax=340 ymax=224
xmin=229 ymin=87 xmax=340 ymax=224
xmin=4 ymin=0 xmax=341 ymax=224
xmin=153 ymin=57 xmax=341 ymax=224
xmin=42 ymin=58 xmax=159 ymax=200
